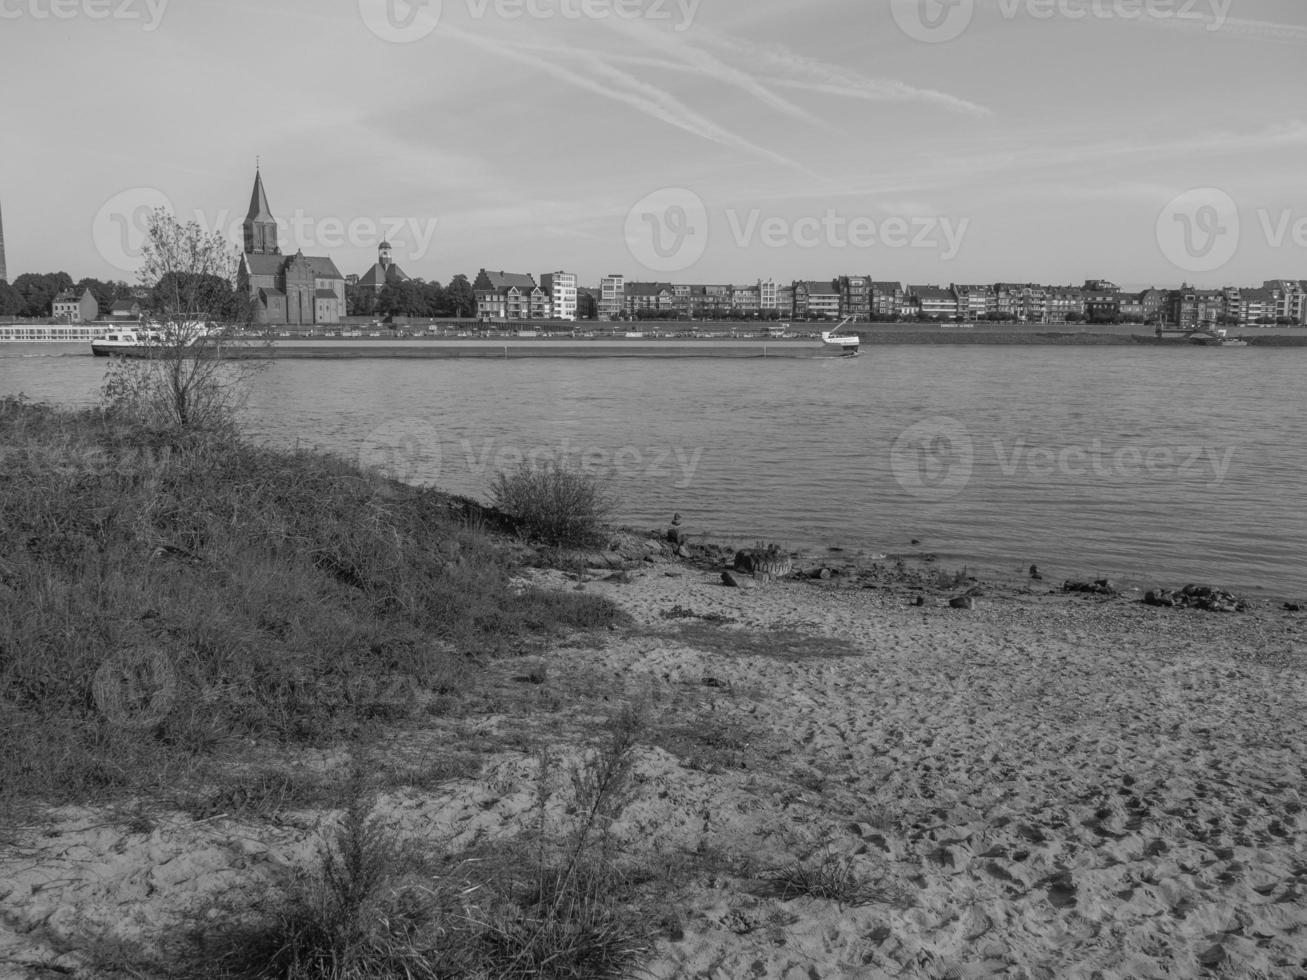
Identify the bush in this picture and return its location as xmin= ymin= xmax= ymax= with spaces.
xmin=490 ymin=460 xmax=614 ymax=548
xmin=101 ymin=352 xmax=255 ymax=434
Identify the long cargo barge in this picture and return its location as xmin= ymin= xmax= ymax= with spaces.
xmin=90 ymin=336 xmax=858 ymax=359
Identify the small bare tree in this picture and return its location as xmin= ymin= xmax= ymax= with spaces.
xmin=102 ymin=208 xmax=265 ymax=430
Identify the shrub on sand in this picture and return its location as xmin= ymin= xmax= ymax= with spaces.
xmin=490 ymin=460 xmax=614 ymax=549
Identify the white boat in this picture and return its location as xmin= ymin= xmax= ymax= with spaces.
xmin=90 ymin=322 xmax=224 ymax=357
xmin=819 ymin=316 xmax=860 ymax=356
xmin=90 ymin=327 xmax=167 ymax=357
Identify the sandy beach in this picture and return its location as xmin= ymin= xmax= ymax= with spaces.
xmin=2 ymin=539 xmax=1305 ymax=979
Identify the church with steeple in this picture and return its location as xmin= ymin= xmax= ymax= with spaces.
xmin=356 ymin=240 xmax=409 ymax=293
xmin=236 ymin=168 xmax=346 ymax=327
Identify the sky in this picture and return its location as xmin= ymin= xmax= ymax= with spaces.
xmin=2 ymin=0 xmax=1305 ymax=290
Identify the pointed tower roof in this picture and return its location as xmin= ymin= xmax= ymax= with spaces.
xmin=0 ymin=198 xmax=7 ymax=283
xmin=246 ymin=169 xmax=274 ymax=222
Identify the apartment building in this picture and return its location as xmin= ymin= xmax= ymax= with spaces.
xmin=731 ymin=283 xmax=761 ymax=315
xmin=993 ymin=283 xmax=1047 ymax=323
xmin=793 ymin=280 xmax=841 ymax=319
xmin=1083 ymin=289 xmax=1122 ymax=323
xmin=540 ymin=271 xmax=578 ymax=321
xmin=776 ymin=283 xmax=794 ymax=318
xmin=598 ymin=274 xmax=625 ymax=320
xmin=870 ymin=281 xmax=904 ymax=318
xmin=837 ymin=275 xmax=871 ymax=320
xmin=906 ymin=284 xmax=957 ymax=319
xmin=625 ymin=281 xmax=677 ymax=315
xmin=1045 ymin=287 xmax=1085 ymax=323
xmin=1265 ymin=279 xmax=1307 ymax=323
xmin=952 ymin=283 xmax=996 ymax=319
xmin=473 ymin=270 xmax=551 ymax=320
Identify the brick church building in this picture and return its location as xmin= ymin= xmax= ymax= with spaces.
xmin=236 ymin=169 xmax=346 ymax=326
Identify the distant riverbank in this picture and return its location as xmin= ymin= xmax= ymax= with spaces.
xmin=5 ymin=321 xmax=1307 ymax=351
xmin=850 ymin=323 xmax=1307 ymax=346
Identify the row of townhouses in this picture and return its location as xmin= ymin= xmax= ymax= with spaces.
xmin=471 ymin=272 xmax=1307 ymax=326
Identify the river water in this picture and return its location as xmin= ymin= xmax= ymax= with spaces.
xmin=3 ymin=343 xmax=1305 ymax=600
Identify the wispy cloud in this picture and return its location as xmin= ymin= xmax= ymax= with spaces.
xmin=596 ymin=17 xmax=820 ymax=123
xmin=692 ymin=31 xmax=992 ymax=118
xmin=434 ymin=17 xmax=989 ymax=178
xmin=1157 ymin=14 xmax=1307 ymax=44
xmin=768 ymin=122 xmax=1307 ymax=205
xmin=439 ymin=24 xmax=818 ymax=175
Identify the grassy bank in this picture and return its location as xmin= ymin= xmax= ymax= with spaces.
xmin=0 ymin=395 xmax=621 ymax=810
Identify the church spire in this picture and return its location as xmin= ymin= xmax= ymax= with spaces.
xmin=243 ymin=168 xmax=279 ymax=256
xmin=0 ymin=198 xmax=7 ymax=283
